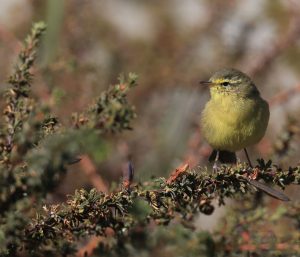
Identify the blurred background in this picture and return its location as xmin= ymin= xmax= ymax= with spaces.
xmin=1 ymin=0 xmax=300 ymax=227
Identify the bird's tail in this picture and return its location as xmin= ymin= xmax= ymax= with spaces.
xmin=248 ymin=179 xmax=290 ymax=201
xmin=209 ymin=150 xmax=237 ymax=164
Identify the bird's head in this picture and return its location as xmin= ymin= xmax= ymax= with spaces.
xmin=200 ymin=68 xmax=259 ymax=99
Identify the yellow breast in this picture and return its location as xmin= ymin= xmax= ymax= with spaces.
xmin=201 ymin=93 xmax=269 ymax=152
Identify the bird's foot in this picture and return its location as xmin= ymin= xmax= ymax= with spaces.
xmin=213 ymin=162 xmax=220 ymax=173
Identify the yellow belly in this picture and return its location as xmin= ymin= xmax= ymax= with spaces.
xmin=201 ymin=95 xmax=269 ymax=152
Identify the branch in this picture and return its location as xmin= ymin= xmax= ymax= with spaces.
xmin=24 ymin=161 xmax=300 ymax=254
xmin=72 ymin=73 xmax=138 ymax=133
xmin=1 ymin=22 xmax=46 ymax=165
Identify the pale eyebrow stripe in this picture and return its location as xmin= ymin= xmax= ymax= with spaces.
xmin=214 ymin=79 xmax=242 ymax=84
xmin=214 ymin=79 xmax=239 ymax=83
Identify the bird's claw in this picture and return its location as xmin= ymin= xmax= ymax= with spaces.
xmin=213 ymin=162 xmax=219 ymax=173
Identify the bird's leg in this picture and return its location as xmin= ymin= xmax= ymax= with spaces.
xmin=213 ymin=150 xmax=220 ymax=172
xmin=244 ymin=148 xmax=253 ymax=168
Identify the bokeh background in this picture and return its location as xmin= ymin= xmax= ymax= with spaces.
xmin=1 ymin=0 xmax=300 ymax=234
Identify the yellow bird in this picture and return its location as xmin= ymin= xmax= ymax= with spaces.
xmin=200 ymin=68 xmax=289 ymax=201
xmin=201 ymin=68 xmax=269 ymax=166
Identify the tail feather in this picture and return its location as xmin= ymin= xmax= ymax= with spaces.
xmin=249 ymin=180 xmax=290 ymax=201
xmin=209 ymin=150 xmax=237 ymax=164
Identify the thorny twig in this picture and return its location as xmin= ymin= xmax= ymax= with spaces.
xmin=1 ymin=22 xmax=46 ymax=165
xmin=24 ymin=161 xmax=300 ymax=253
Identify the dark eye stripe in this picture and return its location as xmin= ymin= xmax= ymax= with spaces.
xmin=222 ymin=82 xmax=230 ymax=86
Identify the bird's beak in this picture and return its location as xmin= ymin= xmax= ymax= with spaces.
xmin=199 ymin=81 xmax=213 ymax=86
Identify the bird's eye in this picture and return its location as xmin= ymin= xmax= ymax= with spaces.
xmin=222 ymin=82 xmax=230 ymax=87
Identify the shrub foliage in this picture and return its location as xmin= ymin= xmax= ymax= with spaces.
xmin=0 ymin=22 xmax=299 ymax=257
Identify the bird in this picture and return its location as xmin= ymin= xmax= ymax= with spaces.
xmin=200 ymin=68 xmax=289 ymax=201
